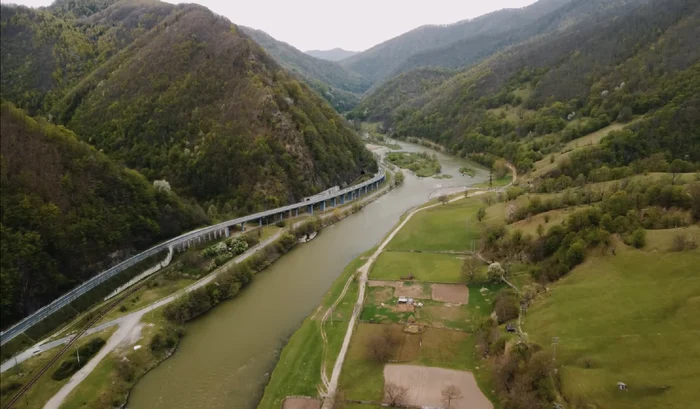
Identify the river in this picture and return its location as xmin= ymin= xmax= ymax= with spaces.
xmin=126 ymin=140 xmax=488 ymax=409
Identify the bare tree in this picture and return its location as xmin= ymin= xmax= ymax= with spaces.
xmin=461 ymin=257 xmax=478 ymax=283
xmin=442 ymin=385 xmax=463 ymax=408
xmin=367 ymin=334 xmax=391 ymax=363
xmin=385 ymin=383 xmax=408 ymax=406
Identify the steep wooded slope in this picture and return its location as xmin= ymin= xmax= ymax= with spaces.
xmin=366 ymin=0 xmax=699 ymax=174
xmin=340 ymin=0 xmax=572 ymax=84
xmin=0 ymin=102 xmax=207 ymax=327
xmin=241 ymin=26 xmax=370 ymax=111
xmin=348 ymin=67 xmax=455 ymax=123
xmin=1 ymin=0 xmax=376 ymax=216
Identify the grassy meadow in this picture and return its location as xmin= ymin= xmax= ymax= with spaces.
xmin=525 ymin=230 xmax=700 ymax=409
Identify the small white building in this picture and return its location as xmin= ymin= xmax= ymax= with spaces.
xmin=397 ymin=297 xmax=414 ymax=305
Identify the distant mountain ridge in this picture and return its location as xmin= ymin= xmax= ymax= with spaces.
xmin=306 ymin=48 xmax=359 ymax=61
xmin=240 ymin=27 xmax=370 ymax=112
xmin=340 ymin=0 xmax=574 ymax=84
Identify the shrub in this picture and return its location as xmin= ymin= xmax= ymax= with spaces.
xmin=493 ymin=290 xmax=520 ymax=324
xmin=672 ymin=233 xmax=698 ymax=252
xmin=52 ymin=338 xmax=106 ymax=380
xmin=628 ymin=228 xmax=647 ymax=249
xmin=227 ymin=236 xmax=248 ymax=255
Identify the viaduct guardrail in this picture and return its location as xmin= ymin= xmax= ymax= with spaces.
xmin=0 ymin=170 xmax=385 ymax=347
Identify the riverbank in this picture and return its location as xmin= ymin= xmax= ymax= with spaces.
xmin=256 ymin=164 xmax=515 ymax=409
xmin=255 ymin=191 xmax=495 ymax=408
xmin=34 ymin=173 xmax=397 ymax=409
xmin=118 ymin=141 xmax=488 ymax=409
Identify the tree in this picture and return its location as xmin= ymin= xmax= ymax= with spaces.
xmin=567 ymin=239 xmax=586 ymax=267
xmin=438 ymin=194 xmax=449 ymax=205
xmin=488 ymin=262 xmax=505 ymax=282
xmin=629 ymin=228 xmax=646 ymax=249
xmin=536 ymin=224 xmax=544 ymax=237
xmin=669 ymin=159 xmax=688 ymax=185
xmin=442 ymin=385 xmax=463 ymax=408
xmin=384 ymin=383 xmax=408 ymax=406
xmin=461 ymin=257 xmax=478 ymax=283
xmin=690 ymin=184 xmax=700 ymax=222
xmin=493 ymin=158 xmax=509 ymax=179
xmin=476 ymin=207 xmax=487 ymax=221
xmin=394 ymin=170 xmax=405 ymax=186
xmin=366 ymin=327 xmax=399 ymax=363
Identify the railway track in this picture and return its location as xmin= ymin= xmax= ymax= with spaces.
xmin=3 ymin=281 xmax=146 ymax=409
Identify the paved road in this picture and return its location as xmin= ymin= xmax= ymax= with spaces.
xmin=0 ymin=231 xmax=283 ymax=376
xmin=8 ymin=175 xmax=393 ymax=409
xmin=1 ymin=170 xmax=385 ymax=347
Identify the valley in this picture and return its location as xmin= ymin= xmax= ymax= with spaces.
xmin=0 ymin=0 xmax=698 ymax=408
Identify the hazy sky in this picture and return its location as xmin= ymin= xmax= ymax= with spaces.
xmin=2 ymin=0 xmax=538 ymax=51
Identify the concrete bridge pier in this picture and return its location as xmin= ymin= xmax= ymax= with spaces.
xmin=295 ymin=208 xmax=299 ymax=217
xmin=332 ymin=197 xmax=337 ymax=207
xmin=225 ymin=227 xmax=230 ymax=237
xmin=240 ymin=223 xmax=245 ymax=232
xmin=309 ymin=204 xmax=314 ymax=214
xmin=321 ymin=201 xmax=326 ymax=211
xmin=340 ymin=195 xmax=345 ymax=205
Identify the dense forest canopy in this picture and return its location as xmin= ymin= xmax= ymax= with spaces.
xmin=0 ymin=0 xmax=376 ymax=215
xmin=0 ymin=102 xmax=207 ymax=327
xmin=354 ymin=0 xmax=699 ymax=175
xmin=240 ymin=27 xmax=370 ymax=112
xmin=340 ymin=0 xmax=574 ymax=84
xmin=0 ymin=0 xmax=375 ymax=326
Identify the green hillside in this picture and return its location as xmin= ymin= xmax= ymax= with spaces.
xmin=360 ymin=0 xmax=699 ymax=175
xmin=1 ymin=0 xmax=376 ymax=216
xmin=0 ymin=102 xmax=207 ymax=328
xmin=348 ymin=67 xmax=455 ymax=123
xmin=340 ymin=0 xmax=573 ymax=84
xmin=241 ymin=27 xmax=370 ymax=112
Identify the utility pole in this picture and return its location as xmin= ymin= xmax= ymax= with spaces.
xmin=552 ymin=337 xmax=559 ymax=362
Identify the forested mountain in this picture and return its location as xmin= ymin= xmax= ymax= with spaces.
xmin=357 ymin=0 xmax=700 ymax=175
xmin=1 ymin=0 xmax=376 ymax=217
xmin=390 ymin=0 xmax=648 ymax=78
xmin=348 ymin=67 xmax=455 ymax=123
xmin=340 ymin=0 xmax=573 ymax=84
xmin=0 ymin=102 xmax=207 ymax=327
xmin=305 ymin=48 xmax=359 ymax=62
xmin=0 ymin=0 xmax=376 ymax=325
xmin=241 ymin=27 xmax=370 ymax=112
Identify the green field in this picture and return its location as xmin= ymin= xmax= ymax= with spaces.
xmin=361 ymin=283 xmax=502 ymax=332
xmin=525 ymin=232 xmax=700 ymax=409
xmin=338 ymin=324 xmax=498 ymax=403
xmin=388 ymin=198 xmax=483 ymax=251
xmin=256 ymin=251 xmax=370 ymax=409
xmin=370 ymin=252 xmax=464 ymax=282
